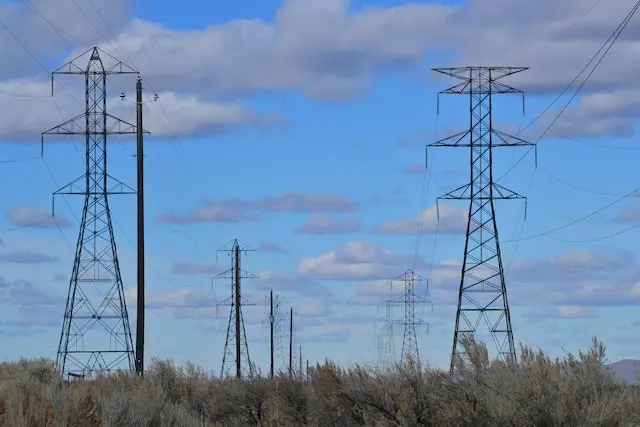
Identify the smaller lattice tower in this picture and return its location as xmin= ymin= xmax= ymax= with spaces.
xmin=216 ymin=239 xmax=258 ymax=378
xmin=386 ymin=269 xmax=432 ymax=363
xmin=374 ymin=302 xmax=395 ymax=366
xmin=266 ymin=290 xmax=287 ymax=377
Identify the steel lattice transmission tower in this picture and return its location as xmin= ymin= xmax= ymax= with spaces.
xmin=427 ymin=67 xmax=534 ymax=375
xmin=374 ymin=302 xmax=394 ymax=366
xmin=42 ymin=47 xmax=146 ymax=379
xmin=386 ymin=270 xmax=431 ymax=364
xmin=216 ymin=239 xmax=258 ymax=379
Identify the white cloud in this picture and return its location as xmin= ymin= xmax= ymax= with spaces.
xmin=372 ymin=203 xmax=467 ymax=235
xmin=86 ymin=0 xmax=454 ymax=99
xmin=3 ymin=0 xmax=640 ymax=140
xmin=297 ymin=240 xmax=424 ymax=280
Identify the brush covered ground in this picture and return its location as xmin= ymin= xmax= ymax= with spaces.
xmin=0 ymin=336 xmax=639 ymax=426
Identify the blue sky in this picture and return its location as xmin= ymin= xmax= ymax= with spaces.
xmin=1 ymin=0 xmax=640 ymax=374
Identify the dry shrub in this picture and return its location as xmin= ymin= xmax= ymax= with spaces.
xmin=0 ymin=337 xmax=638 ymax=426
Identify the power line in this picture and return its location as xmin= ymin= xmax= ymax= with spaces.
xmin=503 ymin=186 xmax=640 ymax=243
xmin=498 ymin=0 xmax=640 ymax=182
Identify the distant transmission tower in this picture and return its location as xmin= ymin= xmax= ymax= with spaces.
xmin=427 ymin=67 xmax=534 ymax=375
xmin=374 ymin=302 xmax=394 ymax=366
xmin=216 ymin=239 xmax=258 ymax=379
xmin=273 ymin=294 xmax=287 ymax=374
xmin=43 ymin=47 xmax=144 ymax=379
xmin=387 ymin=270 xmax=431 ymax=364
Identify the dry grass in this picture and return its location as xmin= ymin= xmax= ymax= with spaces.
xmin=0 ymin=336 xmax=638 ymax=426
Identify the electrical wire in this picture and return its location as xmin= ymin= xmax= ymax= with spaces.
xmin=419 ymin=0 xmax=640 ymax=320
xmin=498 ymin=0 xmax=640 ymax=183
xmin=1 ymin=6 xmax=217 ymax=350
xmin=503 ymin=185 xmax=640 ymax=243
xmin=80 ymin=0 xmax=211 ymax=200
xmin=20 ymin=0 xmax=209 ymax=272
xmin=0 ymin=216 xmax=55 ymax=234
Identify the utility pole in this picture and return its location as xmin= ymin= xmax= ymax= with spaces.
xmin=269 ymin=290 xmax=274 ymax=379
xmin=288 ymin=307 xmax=293 ymax=377
xmin=427 ymin=66 xmax=534 ymax=376
xmin=43 ymin=47 xmax=147 ymax=379
xmin=299 ymin=345 xmax=302 ymax=375
xmin=120 ymin=77 xmax=157 ymax=377
xmin=386 ymin=270 xmax=431 ymax=364
xmin=135 ymin=74 xmax=145 ymax=377
xmin=216 ymin=239 xmax=258 ymax=379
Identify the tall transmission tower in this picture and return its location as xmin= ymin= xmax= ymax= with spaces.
xmin=427 ymin=67 xmax=534 ymax=375
xmin=43 ymin=47 xmax=145 ymax=379
xmin=216 ymin=239 xmax=258 ymax=379
xmin=386 ymin=270 xmax=431 ymax=364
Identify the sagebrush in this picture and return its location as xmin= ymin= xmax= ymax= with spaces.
xmin=0 ymin=336 xmax=638 ymax=426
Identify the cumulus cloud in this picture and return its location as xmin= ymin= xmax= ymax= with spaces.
xmin=158 ymin=192 xmax=359 ymax=224
xmin=0 ymin=0 xmax=130 ymax=80
xmin=371 ymin=203 xmax=467 ymax=235
xmin=88 ymin=0 xmax=455 ymax=99
xmin=2 ymin=0 xmax=637 ymax=140
xmin=297 ymin=240 xmax=423 ymax=280
xmin=295 ymin=214 xmax=361 ymax=235
xmin=324 ymin=246 xmax=640 ymax=309
xmin=8 ymin=205 xmax=72 ymax=228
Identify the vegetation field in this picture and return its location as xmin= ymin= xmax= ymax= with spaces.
xmin=0 ymin=337 xmax=638 ymax=426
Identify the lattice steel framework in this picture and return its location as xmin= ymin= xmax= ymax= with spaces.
xmin=387 ymin=270 xmax=431 ymax=364
xmin=216 ymin=239 xmax=258 ymax=378
xmin=272 ymin=294 xmax=287 ymax=374
xmin=427 ymin=67 xmax=534 ymax=375
xmin=43 ymin=47 xmax=146 ymax=379
xmin=374 ymin=302 xmax=394 ymax=366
